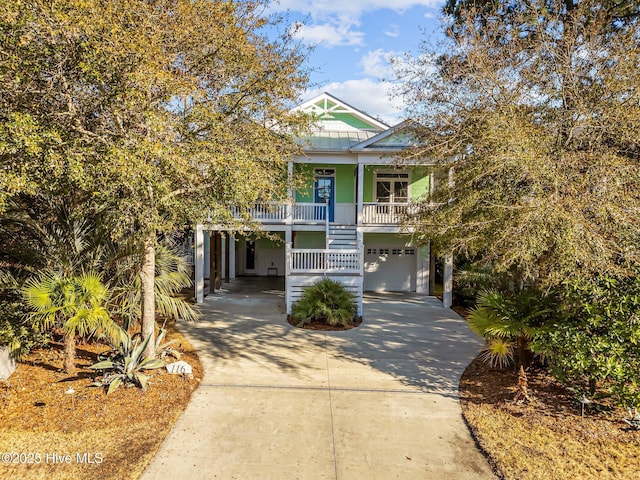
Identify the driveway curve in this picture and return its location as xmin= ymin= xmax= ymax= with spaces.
xmin=141 ymin=279 xmax=496 ymax=480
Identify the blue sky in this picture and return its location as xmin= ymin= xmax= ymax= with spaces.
xmin=270 ymin=0 xmax=447 ymax=124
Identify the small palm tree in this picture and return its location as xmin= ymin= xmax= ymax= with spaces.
xmin=23 ymin=271 xmax=121 ymax=374
xmin=468 ymin=289 xmax=558 ymax=368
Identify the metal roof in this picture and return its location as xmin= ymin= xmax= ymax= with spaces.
xmin=298 ymin=130 xmax=379 ymax=150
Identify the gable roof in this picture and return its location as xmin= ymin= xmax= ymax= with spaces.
xmin=294 ymin=93 xmax=390 ymax=151
xmin=350 ymin=119 xmax=419 ymax=152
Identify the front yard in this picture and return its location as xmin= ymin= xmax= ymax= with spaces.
xmin=0 ymin=323 xmax=201 ymax=480
xmin=460 ymin=358 xmax=640 ymax=479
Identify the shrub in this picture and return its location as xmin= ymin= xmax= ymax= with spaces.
xmin=0 ymin=273 xmax=49 ymax=359
xmin=531 ymin=274 xmax=640 ymax=409
xmin=0 ymin=300 xmax=50 ymax=360
xmin=292 ymin=279 xmax=356 ymax=327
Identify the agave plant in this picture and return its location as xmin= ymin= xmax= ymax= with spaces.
xmin=90 ymin=327 xmax=179 ymax=394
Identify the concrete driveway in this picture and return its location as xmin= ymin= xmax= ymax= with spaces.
xmin=141 ymin=279 xmax=496 ymax=480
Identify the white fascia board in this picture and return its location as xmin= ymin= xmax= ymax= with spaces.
xmin=294 ymin=92 xmax=389 ymax=131
xmin=294 ymin=154 xmax=357 ymax=165
xmin=291 ymin=225 xmax=327 ymax=232
xmin=355 ymin=153 xmax=438 ymax=166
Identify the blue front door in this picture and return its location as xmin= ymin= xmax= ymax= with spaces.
xmin=314 ymin=176 xmax=335 ymax=222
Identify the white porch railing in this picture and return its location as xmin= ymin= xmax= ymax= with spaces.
xmin=362 ymin=202 xmax=414 ymax=224
xmin=288 ymin=248 xmax=361 ymax=274
xmin=232 ymin=202 xmax=288 ymax=222
xmin=231 ymin=202 xmax=327 ymax=224
xmin=291 ymin=203 xmax=328 ymax=223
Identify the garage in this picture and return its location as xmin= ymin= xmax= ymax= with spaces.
xmin=364 ymin=245 xmax=416 ymax=292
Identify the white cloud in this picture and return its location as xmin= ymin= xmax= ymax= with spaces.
xmin=384 ymin=24 xmax=400 ymax=38
xmin=303 ymin=79 xmax=406 ymax=125
xmin=292 ymin=19 xmax=365 ymax=47
xmin=275 ymin=0 xmax=443 ymax=18
xmin=359 ymin=49 xmax=400 ymax=79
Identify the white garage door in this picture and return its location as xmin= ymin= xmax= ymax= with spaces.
xmin=364 ymin=245 xmax=416 ymax=292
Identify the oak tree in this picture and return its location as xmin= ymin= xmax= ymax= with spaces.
xmin=397 ymin=0 xmax=640 ymax=287
xmin=1 ymin=0 xmax=310 ymax=355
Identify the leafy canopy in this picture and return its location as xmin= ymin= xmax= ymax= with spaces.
xmin=0 ymin=0 xmax=310 ymax=231
xmin=397 ymin=0 xmax=640 ymax=286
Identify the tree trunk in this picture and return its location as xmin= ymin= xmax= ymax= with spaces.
xmin=63 ymin=333 xmax=76 ymax=374
xmin=140 ymin=233 xmax=156 ymax=359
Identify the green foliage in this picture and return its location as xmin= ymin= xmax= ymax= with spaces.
xmin=0 ymin=299 xmax=49 ymax=360
xmin=0 ymin=270 xmax=49 ymax=359
xmin=23 ymin=271 xmax=118 ymax=340
xmin=453 ymin=261 xmax=523 ymax=308
xmin=22 ymin=270 xmax=120 ymax=372
xmin=398 ymin=0 xmax=640 ymax=288
xmin=468 ymin=289 xmax=560 ymax=368
xmin=292 ymin=279 xmax=357 ymax=328
xmin=107 ymin=238 xmax=199 ymax=330
xmin=89 ymin=328 xmax=167 ymax=394
xmin=0 ymin=0 xmax=311 ymax=356
xmin=531 ymin=274 xmax=640 ymax=409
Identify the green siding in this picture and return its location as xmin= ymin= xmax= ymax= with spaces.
xmin=256 ymin=232 xmax=285 ymax=249
xmin=363 ymin=166 xmax=375 ymax=202
xmin=363 ymin=233 xmax=413 ymax=246
xmin=330 ymin=112 xmax=377 ymax=130
xmin=363 ymin=166 xmax=430 ymax=202
xmin=334 ymin=164 xmax=355 ymax=202
xmin=294 ymin=231 xmax=326 ymax=249
xmin=410 ymin=167 xmax=430 ymax=201
xmin=294 ymin=163 xmax=355 ymax=203
xmin=295 ymin=164 xmax=314 ymax=202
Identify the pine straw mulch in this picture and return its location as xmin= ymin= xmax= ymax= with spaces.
xmin=286 ymin=316 xmax=363 ymax=331
xmin=0 ymin=322 xmax=202 ymax=480
xmin=460 ymin=357 xmax=640 ymax=480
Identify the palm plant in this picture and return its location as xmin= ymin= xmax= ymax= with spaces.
xmin=0 ymin=196 xmax=106 ymax=278
xmin=106 ymin=238 xmax=199 ymax=330
xmin=23 ymin=271 xmax=121 ymax=374
xmin=2 ymin=196 xmax=197 ymax=356
xmin=292 ymin=279 xmax=357 ymax=327
xmin=468 ymin=289 xmax=559 ymax=368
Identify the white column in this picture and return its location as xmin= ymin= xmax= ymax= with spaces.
xmin=287 ymin=160 xmax=294 ymax=225
xmin=229 ymin=234 xmax=236 ymax=279
xmin=194 ymin=225 xmax=205 ymax=303
xmin=285 ymin=242 xmax=292 ymax=314
xmin=443 ymin=252 xmax=453 ymax=308
xmin=357 ymin=163 xmax=364 ymax=226
xmin=416 ymin=243 xmax=430 ymax=294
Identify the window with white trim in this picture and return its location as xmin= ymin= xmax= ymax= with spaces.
xmin=374 ymin=171 xmax=410 ymax=203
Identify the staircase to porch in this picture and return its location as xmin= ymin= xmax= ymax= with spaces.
xmin=327 ymin=225 xmax=357 ymax=250
xmin=285 ymin=224 xmax=363 ymax=316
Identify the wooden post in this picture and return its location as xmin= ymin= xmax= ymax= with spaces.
xmin=208 ymin=231 xmax=215 ymax=294
xmin=224 ymin=232 xmax=230 ymax=282
xmin=428 ymin=240 xmax=436 ymax=295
